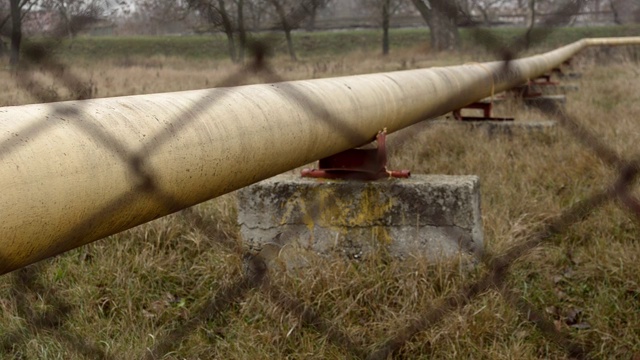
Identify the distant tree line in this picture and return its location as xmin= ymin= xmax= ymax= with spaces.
xmin=132 ymin=0 xmax=333 ymax=62
xmin=1 ymin=0 xmax=638 ymax=65
xmin=0 ymin=0 xmax=128 ymax=65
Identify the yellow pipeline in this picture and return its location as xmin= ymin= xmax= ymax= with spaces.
xmin=1 ymin=37 xmax=639 ymax=274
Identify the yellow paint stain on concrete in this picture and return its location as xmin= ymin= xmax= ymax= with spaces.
xmin=279 ymin=195 xmax=316 ymax=233
xmin=278 ymin=183 xmax=396 ymax=245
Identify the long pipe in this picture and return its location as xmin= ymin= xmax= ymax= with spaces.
xmin=1 ymin=37 xmax=639 ymax=274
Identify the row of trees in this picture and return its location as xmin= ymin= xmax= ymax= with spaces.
xmin=364 ymin=0 xmax=575 ymax=56
xmin=2 ymin=0 xmax=638 ymax=65
xmin=0 ymin=0 xmax=331 ymax=63
xmin=133 ymin=0 xmax=473 ymax=60
xmin=172 ymin=0 xmax=334 ymax=62
xmin=361 ymin=0 xmax=639 ymax=56
xmin=1 ymin=0 xmax=127 ymax=64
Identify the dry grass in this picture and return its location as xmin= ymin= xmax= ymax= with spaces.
xmin=0 ymin=43 xmax=492 ymax=108
xmin=1 ymin=39 xmax=640 ymax=359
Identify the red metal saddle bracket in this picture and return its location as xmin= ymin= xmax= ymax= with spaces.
xmin=533 ymin=74 xmax=555 ymax=84
xmin=301 ymin=129 xmax=410 ymax=181
xmin=453 ymin=101 xmax=514 ymax=122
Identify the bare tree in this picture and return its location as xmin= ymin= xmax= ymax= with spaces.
xmin=266 ymin=0 xmax=330 ymax=61
xmin=8 ymin=0 xmax=38 ymax=65
xmin=39 ymin=0 xmax=105 ymax=38
xmin=137 ymin=0 xmax=189 ymax=21
xmin=411 ymin=0 xmax=460 ymax=52
xmin=0 ymin=2 xmax=9 ymax=31
xmin=134 ymin=0 xmax=194 ymax=34
xmin=381 ymin=0 xmax=392 ymax=55
xmin=0 ymin=4 xmax=7 ymax=57
xmin=301 ymin=0 xmax=332 ymax=31
xmin=244 ymin=0 xmax=269 ymax=30
xmin=465 ymin=0 xmax=514 ymax=25
xmin=362 ymin=0 xmax=408 ymax=55
xmin=236 ymin=0 xmax=246 ymax=61
xmin=9 ymin=0 xmax=21 ymax=65
xmin=533 ymin=0 xmax=591 ymax=25
xmin=609 ymin=0 xmax=640 ymax=24
xmin=267 ymin=0 xmax=298 ymax=61
xmin=186 ymin=0 xmax=247 ymax=63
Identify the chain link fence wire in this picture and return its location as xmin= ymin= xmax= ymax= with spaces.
xmin=1 ymin=0 xmax=640 ymax=358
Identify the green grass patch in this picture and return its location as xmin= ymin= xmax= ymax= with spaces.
xmin=22 ymin=25 xmax=640 ymax=61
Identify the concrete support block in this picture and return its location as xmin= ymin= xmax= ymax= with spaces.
xmin=428 ymin=119 xmax=558 ymax=137
xmin=556 ymin=72 xmax=582 ymax=80
xmin=528 ymin=84 xmax=579 ymax=95
xmin=559 ymin=84 xmax=579 ymax=92
xmin=476 ymin=94 xmax=566 ymax=106
xmin=237 ymin=175 xmax=483 ymax=260
xmin=524 ymin=94 xmax=566 ymax=113
xmin=469 ymin=95 xmax=566 ymax=114
xmin=470 ymin=120 xmax=557 ymax=137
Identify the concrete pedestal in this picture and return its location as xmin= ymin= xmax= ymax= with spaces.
xmin=528 ymin=84 xmax=579 ymax=95
xmin=524 ymin=94 xmax=566 ymax=113
xmin=429 ymin=119 xmax=558 ymax=137
xmin=237 ymin=175 xmax=483 ymax=260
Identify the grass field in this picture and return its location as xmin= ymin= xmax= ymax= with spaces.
xmin=1 ymin=27 xmax=640 ymax=359
xmin=13 ymin=24 xmax=640 ymax=61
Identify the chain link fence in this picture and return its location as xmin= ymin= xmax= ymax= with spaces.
xmin=1 ymin=0 xmax=640 ymax=358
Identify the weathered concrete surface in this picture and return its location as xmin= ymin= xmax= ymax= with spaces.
xmin=526 ymin=84 xmax=579 ymax=95
xmin=523 ymin=94 xmax=566 ymax=113
xmin=478 ymin=93 xmax=578 ymax=105
xmin=556 ymin=72 xmax=581 ymax=80
xmin=238 ymin=175 xmax=483 ymax=260
xmin=474 ymin=94 xmax=566 ymax=110
xmin=428 ymin=119 xmax=558 ymax=137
